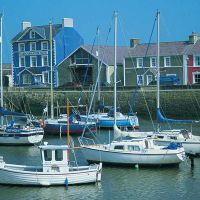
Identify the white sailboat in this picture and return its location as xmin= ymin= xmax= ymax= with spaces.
xmin=80 ymin=27 xmax=139 ymax=129
xmin=0 ymin=14 xmax=44 ymax=145
xmin=112 ymin=11 xmax=200 ymax=156
xmin=79 ymin=11 xmax=185 ymax=166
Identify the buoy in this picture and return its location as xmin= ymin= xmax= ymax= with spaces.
xmin=135 ymin=164 xmax=139 ymax=169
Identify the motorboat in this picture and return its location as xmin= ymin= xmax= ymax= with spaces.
xmin=0 ymin=142 xmax=102 ymax=186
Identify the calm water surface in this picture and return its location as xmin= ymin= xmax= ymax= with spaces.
xmin=0 ymin=118 xmax=200 ymax=200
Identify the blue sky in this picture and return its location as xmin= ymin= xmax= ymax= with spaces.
xmin=1 ymin=0 xmax=200 ymax=63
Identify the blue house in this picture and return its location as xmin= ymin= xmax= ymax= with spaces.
xmin=11 ymin=18 xmax=84 ymax=87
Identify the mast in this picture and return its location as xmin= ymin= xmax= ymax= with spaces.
xmin=49 ymin=21 xmax=54 ymax=119
xmin=0 ymin=14 xmax=3 ymax=126
xmin=114 ymin=11 xmax=118 ymax=126
xmin=156 ymin=11 xmax=160 ymax=111
xmin=67 ymin=100 xmax=70 ymax=160
xmin=97 ymin=27 xmax=100 ymax=114
xmin=0 ymin=14 xmax=3 ymax=109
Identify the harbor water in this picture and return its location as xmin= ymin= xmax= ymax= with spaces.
xmin=0 ymin=118 xmax=200 ymax=200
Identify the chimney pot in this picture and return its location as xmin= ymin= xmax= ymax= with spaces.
xmin=21 ymin=21 xmax=31 ymax=31
xmin=62 ymin=18 xmax=73 ymax=28
xmin=130 ymin=38 xmax=140 ymax=48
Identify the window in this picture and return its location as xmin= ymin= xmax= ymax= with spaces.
xmin=55 ymin=150 xmax=63 ymax=161
xmin=193 ymin=72 xmax=200 ymax=84
xmin=128 ymin=145 xmax=140 ymax=151
xmin=136 ymin=58 xmax=143 ymax=68
xmin=42 ymin=55 xmax=48 ymax=66
xmin=19 ymin=43 xmax=25 ymax=52
xmin=164 ymin=57 xmax=171 ymax=67
xmin=30 ymin=31 xmax=35 ymax=39
xmin=147 ymin=75 xmax=153 ymax=85
xmin=137 ymin=75 xmax=144 ymax=85
xmin=114 ymin=145 xmax=124 ymax=150
xmin=42 ymin=42 xmax=48 ymax=50
xmin=194 ymin=55 xmax=200 ymax=66
xmin=30 ymin=42 xmax=36 ymax=51
xmin=43 ymin=71 xmax=49 ymax=83
xmin=19 ymin=56 xmax=25 ymax=67
xmin=150 ymin=57 xmax=157 ymax=67
xmin=22 ymin=74 xmax=32 ymax=84
xmin=44 ymin=150 xmax=52 ymax=161
xmin=35 ymin=75 xmax=42 ymax=83
xmin=30 ymin=56 xmax=37 ymax=67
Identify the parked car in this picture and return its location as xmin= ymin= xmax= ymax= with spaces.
xmin=149 ymin=76 xmax=180 ymax=86
xmin=58 ymin=82 xmax=82 ymax=89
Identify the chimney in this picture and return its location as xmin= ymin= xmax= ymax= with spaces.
xmin=130 ymin=38 xmax=140 ymax=48
xmin=62 ymin=18 xmax=73 ymax=28
xmin=189 ymin=32 xmax=198 ymax=44
xmin=21 ymin=21 xmax=31 ymax=31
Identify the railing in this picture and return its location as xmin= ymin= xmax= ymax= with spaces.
xmin=78 ymin=136 xmax=96 ymax=146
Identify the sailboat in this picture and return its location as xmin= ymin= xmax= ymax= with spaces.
xmin=43 ymin=22 xmax=96 ymax=135
xmin=80 ymin=27 xmax=139 ymax=129
xmin=0 ymin=14 xmax=44 ymax=145
xmin=79 ymin=11 xmax=185 ymax=166
xmin=112 ymin=11 xmax=200 ymax=156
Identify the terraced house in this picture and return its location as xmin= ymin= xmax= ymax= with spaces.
xmin=124 ymin=33 xmax=200 ymax=86
xmin=11 ymin=18 xmax=83 ymax=87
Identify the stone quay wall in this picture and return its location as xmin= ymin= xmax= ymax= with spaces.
xmin=3 ymin=87 xmax=200 ymax=120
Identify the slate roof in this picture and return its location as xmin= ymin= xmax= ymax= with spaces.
xmin=82 ymin=39 xmax=200 ymax=65
xmin=82 ymin=45 xmax=131 ymax=65
xmin=128 ymin=41 xmax=193 ymax=57
xmin=12 ymin=24 xmax=62 ymax=42
xmin=60 ymin=37 xmax=200 ymax=67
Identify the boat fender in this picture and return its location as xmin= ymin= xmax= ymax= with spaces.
xmin=65 ymin=178 xmax=68 ymax=190
xmin=40 ymin=121 xmax=46 ymax=128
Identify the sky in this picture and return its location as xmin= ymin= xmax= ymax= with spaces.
xmin=1 ymin=0 xmax=200 ymax=63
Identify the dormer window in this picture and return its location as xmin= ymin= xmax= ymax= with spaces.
xmin=30 ymin=30 xmax=36 ymax=39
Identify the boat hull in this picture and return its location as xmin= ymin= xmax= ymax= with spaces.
xmin=43 ymin=123 xmax=96 ymax=135
xmin=81 ymin=146 xmax=185 ymax=165
xmin=81 ymin=114 xmax=139 ymax=128
xmin=0 ymin=130 xmax=44 ymax=145
xmin=0 ymin=164 xmax=102 ymax=186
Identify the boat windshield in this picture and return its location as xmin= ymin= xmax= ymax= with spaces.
xmin=44 ymin=150 xmax=52 ymax=161
xmin=55 ymin=149 xmax=63 ymax=161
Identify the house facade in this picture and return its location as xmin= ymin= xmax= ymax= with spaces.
xmin=11 ymin=18 xmax=84 ymax=87
xmin=186 ymin=33 xmax=200 ymax=84
xmin=124 ymin=34 xmax=200 ymax=86
xmin=57 ymin=45 xmax=130 ymax=87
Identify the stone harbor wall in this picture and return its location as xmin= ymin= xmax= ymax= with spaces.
xmin=3 ymin=87 xmax=200 ymax=120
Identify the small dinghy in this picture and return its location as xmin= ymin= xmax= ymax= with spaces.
xmin=0 ymin=142 xmax=102 ymax=186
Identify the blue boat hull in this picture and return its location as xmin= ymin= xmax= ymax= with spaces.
xmin=43 ymin=123 xmax=96 ymax=135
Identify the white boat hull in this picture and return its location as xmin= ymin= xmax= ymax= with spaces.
xmin=0 ymin=164 xmax=102 ymax=186
xmin=81 ymin=145 xmax=185 ymax=165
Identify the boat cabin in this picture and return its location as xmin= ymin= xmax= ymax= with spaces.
xmin=111 ymin=138 xmax=155 ymax=152
xmin=39 ymin=142 xmax=69 ymax=173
